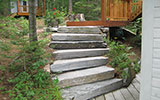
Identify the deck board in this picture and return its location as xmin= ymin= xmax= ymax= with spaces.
xmin=94 ymin=74 xmax=141 ymax=100
xmin=127 ymin=84 xmax=140 ymax=100
xmin=120 ymin=88 xmax=135 ymax=100
xmin=132 ymin=79 xmax=140 ymax=93
xmin=105 ymin=93 xmax=115 ymax=100
xmin=96 ymin=95 xmax=105 ymax=100
xmin=113 ymin=90 xmax=125 ymax=100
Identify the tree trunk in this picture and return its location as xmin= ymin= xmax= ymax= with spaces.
xmin=69 ymin=0 xmax=72 ymax=15
xmin=29 ymin=0 xmax=37 ymax=42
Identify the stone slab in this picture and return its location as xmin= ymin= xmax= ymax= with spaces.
xmin=54 ymin=66 xmax=114 ymax=87
xmin=53 ymin=48 xmax=109 ymax=60
xmin=62 ymin=79 xmax=123 ymax=100
xmin=49 ymin=41 xmax=107 ymax=49
xmin=51 ymin=33 xmax=104 ymax=41
xmin=57 ymin=26 xmax=101 ymax=34
xmin=45 ymin=27 xmax=58 ymax=32
xmin=51 ymin=56 xmax=108 ymax=73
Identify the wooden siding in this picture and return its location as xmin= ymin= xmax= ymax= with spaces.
xmin=152 ymin=1 xmax=160 ymax=98
xmin=141 ymin=0 xmax=160 ymax=100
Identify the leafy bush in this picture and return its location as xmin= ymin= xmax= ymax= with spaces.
xmin=125 ymin=17 xmax=142 ymax=35
xmin=73 ymin=0 xmax=101 ymax=21
xmin=0 ymin=17 xmax=62 ymax=100
xmin=44 ymin=8 xmax=65 ymax=27
xmin=130 ymin=35 xmax=142 ymax=47
xmin=106 ymin=40 xmax=140 ymax=79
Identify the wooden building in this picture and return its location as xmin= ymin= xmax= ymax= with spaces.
xmin=10 ymin=0 xmax=45 ymax=16
xmin=67 ymin=0 xmax=142 ymax=27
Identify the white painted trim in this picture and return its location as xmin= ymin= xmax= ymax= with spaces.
xmin=140 ymin=0 xmax=154 ymax=100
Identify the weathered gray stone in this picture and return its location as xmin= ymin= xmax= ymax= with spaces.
xmin=49 ymin=41 xmax=107 ymax=49
xmin=53 ymin=48 xmax=109 ymax=60
xmin=101 ymin=27 xmax=109 ymax=33
xmin=58 ymin=26 xmax=102 ymax=33
xmin=44 ymin=27 xmax=58 ymax=32
xmin=62 ymin=79 xmax=123 ymax=100
xmin=54 ymin=66 xmax=114 ymax=87
xmin=51 ymin=33 xmax=104 ymax=41
xmin=51 ymin=56 xmax=108 ymax=73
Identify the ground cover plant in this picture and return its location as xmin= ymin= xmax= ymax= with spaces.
xmin=105 ymin=39 xmax=141 ymax=79
xmin=0 ymin=17 xmax=62 ymax=100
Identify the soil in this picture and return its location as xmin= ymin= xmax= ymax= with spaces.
xmin=123 ymin=31 xmax=141 ymax=60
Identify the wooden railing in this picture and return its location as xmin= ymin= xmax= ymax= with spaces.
xmin=18 ymin=5 xmax=43 ymax=16
xmin=106 ymin=0 xmax=142 ymax=21
xmin=130 ymin=0 xmax=142 ymax=21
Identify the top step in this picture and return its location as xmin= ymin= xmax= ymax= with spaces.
xmin=58 ymin=26 xmax=102 ymax=34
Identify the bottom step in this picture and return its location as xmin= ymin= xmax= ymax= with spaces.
xmin=62 ymin=79 xmax=123 ymax=100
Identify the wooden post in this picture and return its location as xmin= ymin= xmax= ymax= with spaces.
xmin=17 ymin=0 xmax=19 ymax=13
xmin=127 ymin=0 xmax=131 ymax=21
xmin=101 ymin=0 xmax=107 ymax=22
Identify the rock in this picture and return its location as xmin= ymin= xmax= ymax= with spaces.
xmin=50 ymin=56 xmax=108 ymax=73
xmin=51 ymin=33 xmax=104 ymax=41
xmin=62 ymin=79 xmax=123 ymax=100
xmin=123 ymin=67 xmax=136 ymax=87
xmin=54 ymin=66 xmax=114 ymax=87
xmin=49 ymin=41 xmax=107 ymax=49
xmin=44 ymin=27 xmax=58 ymax=32
xmin=53 ymin=48 xmax=109 ymax=60
xmin=58 ymin=26 xmax=102 ymax=34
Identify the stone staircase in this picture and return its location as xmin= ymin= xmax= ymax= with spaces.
xmin=49 ymin=26 xmax=123 ymax=100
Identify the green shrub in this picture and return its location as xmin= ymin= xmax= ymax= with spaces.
xmin=0 ymin=17 xmax=62 ymax=100
xmin=106 ymin=40 xmax=140 ymax=79
xmin=44 ymin=8 xmax=65 ymax=27
xmin=125 ymin=17 xmax=142 ymax=35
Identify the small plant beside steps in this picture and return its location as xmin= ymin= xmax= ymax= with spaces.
xmin=105 ymin=39 xmax=141 ymax=86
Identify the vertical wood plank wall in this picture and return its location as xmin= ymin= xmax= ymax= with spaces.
xmin=106 ymin=0 xmax=142 ymax=21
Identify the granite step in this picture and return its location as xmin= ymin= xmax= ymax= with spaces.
xmin=50 ymin=56 xmax=108 ymax=73
xmin=51 ymin=33 xmax=105 ymax=41
xmin=53 ymin=66 xmax=114 ymax=88
xmin=53 ymin=48 xmax=109 ymax=60
xmin=49 ymin=41 xmax=106 ymax=49
xmin=57 ymin=26 xmax=102 ymax=34
xmin=62 ymin=78 xmax=123 ymax=100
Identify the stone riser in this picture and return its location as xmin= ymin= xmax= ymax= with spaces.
xmin=51 ymin=57 xmax=108 ymax=73
xmin=55 ymin=66 xmax=114 ymax=88
xmin=52 ymin=33 xmax=105 ymax=41
xmin=49 ymin=41 xmax=106 ymax=49
xmin=62 ymin=79 xmax=123 ymax=100
xmin=53 ymin=48 xmax=109 ymax=60
xmin=58 ymin=26 xmax=102 ymax=34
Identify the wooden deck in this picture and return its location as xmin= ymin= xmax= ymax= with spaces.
xmin=91 ymin=74 xmax=141 ymax=100
xmin=67 ymin=0 xmax=142 ymax=27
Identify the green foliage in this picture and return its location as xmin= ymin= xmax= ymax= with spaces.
xmin=44 ymin=9 xmax=65 ymax=27
xmin=130 ymin=35 xmax=142 ymax=47
xmin=132 ymin=59 xmax=141 ymax=73
xmin=45 ymin=0 xmax=101 ymax=21
xmin=73 ymin=0 xmax=101 ymax=20
xmin=106 ymin=40 xmax=140 ymax=79
xmin=125 ymin=18 xmax=142 ymax=35
xmin=0 ymin=17 xmax=62 ymax=100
